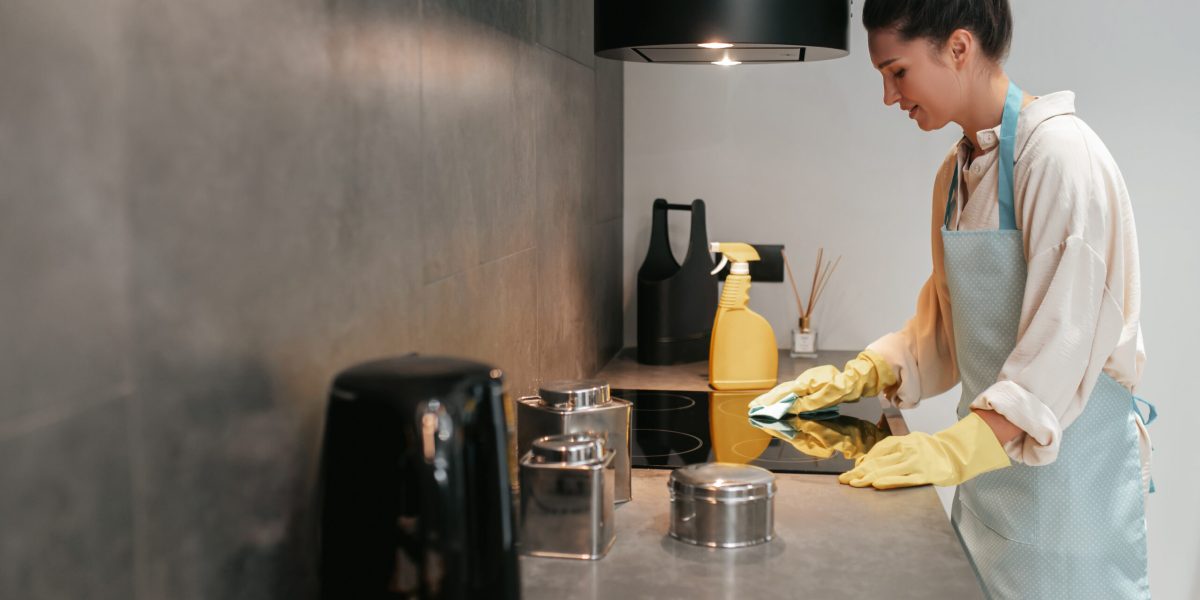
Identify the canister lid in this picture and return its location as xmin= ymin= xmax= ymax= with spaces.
xmin=529 ymin=433 xmax=607 ymax=465
xmin=539 ymin=380 xmax=611 ymax=409
xmin=669 ymin=463 xmax=776 ymax=501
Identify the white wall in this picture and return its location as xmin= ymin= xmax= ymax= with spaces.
xmin=623 ymin=1 xmax=1200 ymax=598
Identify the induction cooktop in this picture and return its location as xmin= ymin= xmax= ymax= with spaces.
xmin=612 ymin=388 xmax=895 ymax=475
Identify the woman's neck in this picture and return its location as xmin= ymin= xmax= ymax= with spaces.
xmin=957 ymin=71 xmax=1012 ymax=155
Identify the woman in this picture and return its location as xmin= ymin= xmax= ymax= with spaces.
xmin=748 ymin=1 xmax=1153 ymax=597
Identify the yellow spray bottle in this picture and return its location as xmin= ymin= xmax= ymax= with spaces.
xmin=708 ymin=242 xmax=778 ymax=390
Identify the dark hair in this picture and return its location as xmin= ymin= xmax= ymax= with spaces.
xmin=862 ymin=0 xmax=1013 ymax=62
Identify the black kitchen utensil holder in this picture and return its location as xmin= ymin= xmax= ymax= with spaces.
xmin=636 ymin=198 xmax=718 ymax=365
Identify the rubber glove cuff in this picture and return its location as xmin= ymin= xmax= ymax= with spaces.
xmin=838 ymin=412 xmax=1010 ymax=489
xmin=926 ymin=412 xmax=1011 ymax=485
xmin=853 ymin=349 xmax=897 ymax=398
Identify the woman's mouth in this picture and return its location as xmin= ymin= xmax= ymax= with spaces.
xmin=908 ymin=106 xmax=920 ymax=119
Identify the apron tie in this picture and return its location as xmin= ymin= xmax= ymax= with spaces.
xmin=1132 ymin=395 xmax=1157 ymax=426
xmin=1132 ymin=395 xmax=1157 ymax=493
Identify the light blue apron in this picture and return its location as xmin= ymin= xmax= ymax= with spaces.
xmin=942 ymin=82 xmax=1151 ymax=599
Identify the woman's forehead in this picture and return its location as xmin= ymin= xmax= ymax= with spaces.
xmin=867 ymin=29 xmax=907 ymax=66
xmin=868 ymin=30 xmax=931 ymax=67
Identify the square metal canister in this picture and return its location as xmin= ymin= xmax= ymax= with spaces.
xmin=516 ymin=380 xmax=631 ymax=503
xmin=519 ymin=433 xmax=616 ymax=560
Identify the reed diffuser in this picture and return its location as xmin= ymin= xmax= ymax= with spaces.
xmin=782 ymin=247 xmax=841 ymax=358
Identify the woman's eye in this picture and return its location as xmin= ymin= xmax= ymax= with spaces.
xmin=895 ymin=68 xmax=906 ymax=79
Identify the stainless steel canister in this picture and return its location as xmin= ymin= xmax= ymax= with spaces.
xmin=668 ymin=463 xmax=776 ymax=548
xmin=519 ymin=433 xmax=616 ymax=560
xmin=516 ymin=380 xmax=632 ymax=503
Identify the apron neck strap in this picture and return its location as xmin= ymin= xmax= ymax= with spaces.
xmin=943 ymin=81 xmax=1024 ymax=231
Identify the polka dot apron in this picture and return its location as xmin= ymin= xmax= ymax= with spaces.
xmin=942 ymin=82 xmax=1151 ymax=599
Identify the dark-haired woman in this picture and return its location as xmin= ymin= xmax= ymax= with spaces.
xmin=749 ymin=1 xmax=1153 ymax=597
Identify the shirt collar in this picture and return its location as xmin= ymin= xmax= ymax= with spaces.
xmin=957 ymin=91 xmax=1077 ymax=157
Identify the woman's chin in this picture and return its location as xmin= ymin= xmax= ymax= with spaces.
xmin=915 ymin=115 xmax=949 ymax=132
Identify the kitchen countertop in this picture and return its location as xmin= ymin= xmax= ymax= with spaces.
xmin=518 ymin=348 xmax=985 ymax=599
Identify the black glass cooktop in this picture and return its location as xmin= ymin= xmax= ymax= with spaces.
xmin=612 ymin=388 xmax=896 ymax=475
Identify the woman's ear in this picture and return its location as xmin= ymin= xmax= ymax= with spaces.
xmin=946 ymin=28 xmax=974 ymax=68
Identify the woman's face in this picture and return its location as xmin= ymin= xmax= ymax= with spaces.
xmin=867 ymin=28 xmax=960 ymax=131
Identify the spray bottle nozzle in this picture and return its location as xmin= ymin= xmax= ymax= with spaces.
xmin=710 ymin=242 xmax=729 ymax=275
xmin=710 ymin=242 xmax=760 ymax=276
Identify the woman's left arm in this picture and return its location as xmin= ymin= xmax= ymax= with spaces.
xmin=972 ymin=407 xmax=1024 ymax=444
xmin=970 ymin=122 xmax=1130 ymax=466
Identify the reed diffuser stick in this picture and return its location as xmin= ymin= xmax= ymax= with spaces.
xmin=800 ymin=249 xmax=842 ymax=328
xmin=808 ymin=255 xmax=841 ymax=319
xmin=814 ymin=259 xmax=833 ymax=310
xmin=806 ymin=248 xmax=823 ymax=321
xmin=781 ymin=249 xmax=807 ymax=317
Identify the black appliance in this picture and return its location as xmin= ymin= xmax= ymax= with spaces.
xmin=595 ymin=0 xmax=851 ymax=64
xmin=614 ymin=388 xmax=895 ymax=475
xmin=636 ymin=198 xmax=718 ymax=365
xmin=319 ymin=356 xmax=519 ymax=600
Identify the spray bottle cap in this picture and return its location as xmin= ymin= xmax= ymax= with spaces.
xmin=710 ymin=242 xmax=759 ymax=276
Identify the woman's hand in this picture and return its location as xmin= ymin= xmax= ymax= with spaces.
xmin=748 ymin=350 xmax=897 ymax=419
xmin=838 ymin=412 xmax=1012 ymax=489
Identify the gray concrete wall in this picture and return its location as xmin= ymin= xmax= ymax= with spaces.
xmin=0 ymin=0 xmax=621 ymax=598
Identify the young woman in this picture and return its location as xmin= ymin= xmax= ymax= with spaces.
xmin=749 ymin=1 xmax=1153 ymax=597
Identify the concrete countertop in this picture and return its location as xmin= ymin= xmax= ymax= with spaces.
xmin=518 ymin=348 xmax=985 ymax=600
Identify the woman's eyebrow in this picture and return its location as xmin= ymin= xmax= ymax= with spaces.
xmin=875 ymin=57 xmax=900 ymax=69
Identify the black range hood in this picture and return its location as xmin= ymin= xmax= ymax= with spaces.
xmin=595 ymin=0 xmax=851 ymax=65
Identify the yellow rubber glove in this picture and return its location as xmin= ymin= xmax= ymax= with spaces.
xmin=747 ymin=350 xmax=897 ymax=419
xmin=752 ymin=416 xmax=887 ymax=460
xmin=837 ymin=412 xmax=1011 ymax=489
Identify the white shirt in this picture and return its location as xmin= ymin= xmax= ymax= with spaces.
xmin=867 ymin=92 xmax=1150 ymax=480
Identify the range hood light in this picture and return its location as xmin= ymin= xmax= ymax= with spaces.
xmin=595 ymin=0 xmax=851 ymax=65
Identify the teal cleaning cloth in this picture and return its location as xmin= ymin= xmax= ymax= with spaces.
xmin=748 ymin=393 xmax=839 ymax=421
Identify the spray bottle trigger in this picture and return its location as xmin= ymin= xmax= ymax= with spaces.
xmin=711 ymin=255 xmax=729 ymax=276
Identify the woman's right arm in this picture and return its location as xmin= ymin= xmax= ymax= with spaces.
xmin=865 ymin=150 xmax=962 ymax=408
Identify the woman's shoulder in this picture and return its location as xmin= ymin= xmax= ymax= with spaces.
xmin=934 ymin=141 xmax=960 ymax=183
xmin=928 ymin=142 xmax=959 ymax=206
xmin=1014 ymin=100 xmax=1130 ymax=253
xmin=1018 ymin=94 xmax=1117 ymax=175
xmin=1025 ymin=116 xmax=1097 ymax=156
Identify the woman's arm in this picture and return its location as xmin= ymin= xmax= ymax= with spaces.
xmin=866 ymin=150 xmax=962 ymax=408
xmin=969 ymin=116 xmax=1131 ymax=466
xmin=972 ymin=408 xmax=1024 ymax=445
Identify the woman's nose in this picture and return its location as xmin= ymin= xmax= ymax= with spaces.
xmin=882 ymin=80 xmax=900 ymax=106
